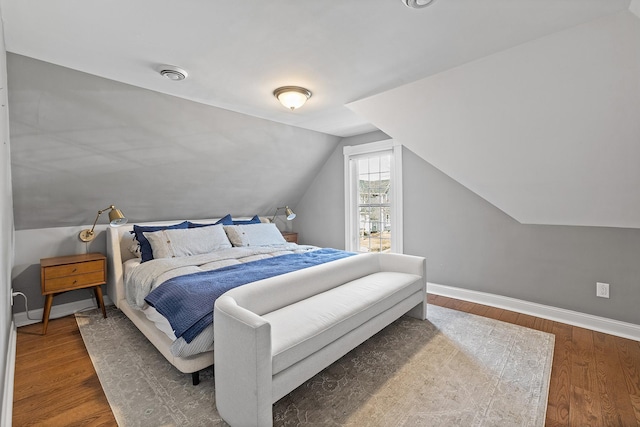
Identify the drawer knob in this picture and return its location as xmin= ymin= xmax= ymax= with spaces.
xmin=73 ymin=280 xmax=77 ymax=284
xmin=72 ymin=268 xmax=77 ymax=273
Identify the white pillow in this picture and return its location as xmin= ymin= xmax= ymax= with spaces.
xmin=224 ymin=223 xmax=287 ymax=247
xmin=128 ymin=240 xmax=142 ymax=258
xmin=143 ymin=224 xmax=232 ymax=259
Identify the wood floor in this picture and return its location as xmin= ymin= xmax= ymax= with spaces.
xmin=12 ymin=295 xmax=640 ymax=426
xmin=13 ymin=315 xmax=116 ymax=427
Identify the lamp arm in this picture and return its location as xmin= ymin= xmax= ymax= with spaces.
xmin=87 ymin=205 xmax=116 ymax=235
xmin=271 ymin=206 xmax=285 ymax=223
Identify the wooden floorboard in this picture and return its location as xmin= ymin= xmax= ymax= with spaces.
xmin=498 ymin=308 xmax=520 ymax=325
xmin=12 ymin=295 xmax=640 ymax=426
xmin=12 ymin=316 xmax=117 ymax=427
xmin=593 ymin=331 xmax=638 ymax=426
xmin=548 ymin=321 xmax=573 ymax=426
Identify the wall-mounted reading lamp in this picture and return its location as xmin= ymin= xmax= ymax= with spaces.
xmin=78 ymin=205 xmax=128 ymax=242
xmin=270 ymin=206 xmax=296 ymax=223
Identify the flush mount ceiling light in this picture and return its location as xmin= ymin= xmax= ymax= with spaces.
xmin=403 ymin=0 xmax=436 ymax=8
xmin=273 ymin=86 xmax=312 ymax=111
xmin=159 ymin=65 xmax=188 ymax=81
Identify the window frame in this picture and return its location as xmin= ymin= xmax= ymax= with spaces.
xmin=343 ymin=139 xmax=403 ymax=253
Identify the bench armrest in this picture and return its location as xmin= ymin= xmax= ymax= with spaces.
xmin=214 ymin=295 xmax=273 ymax=426
xmin=378 ymin=253 xmax=427 ymax=319
xmin=378 ymin=253 xmax=426 ymax=278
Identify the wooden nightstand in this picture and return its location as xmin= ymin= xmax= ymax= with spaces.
xmin=40 ymin=253 xmax=107 ymax=334
xmin=281 ymin=232 xmax=298 ymax=244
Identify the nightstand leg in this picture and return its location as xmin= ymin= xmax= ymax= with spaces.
xmin=94 ymin=285 xmax=107 ymax=318
xmin=42 ymin=294 xmax=53 ymax=334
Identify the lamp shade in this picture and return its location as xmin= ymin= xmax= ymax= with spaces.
xmin=284 ymin=207 xmax=296 ymax=220
xmin=273 ymin=86 xmax=311 ymax=111
xmin=108 ymin=207 xmax=127 ymax=226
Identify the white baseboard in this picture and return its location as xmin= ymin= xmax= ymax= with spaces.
xmin=13 ymin=296 xmax=113 ymax=328
xmin=2 ymin=321 xmax=16 ymax=427
xmin=428 ymin=282 xmax=640 ymax=341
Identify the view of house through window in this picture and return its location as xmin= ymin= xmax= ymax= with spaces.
xmin=357 ymin=153 xmax=391 ymax=252
xmin=344 ymin=140 xmax=402 ymax=254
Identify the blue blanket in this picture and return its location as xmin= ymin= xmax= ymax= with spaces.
xmin=144 ymin=248 xmax=355 ymax=343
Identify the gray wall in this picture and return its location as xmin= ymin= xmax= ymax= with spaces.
xmin=8 ymin=54 xmax=340 ymax=313
xmin=9 ymin=54 xmax=640 ymax=327
xmin=0 ymin=11 xmax=15 ymax=417
xmin=296 ymin=135 xmax=640 ymax=325
xmin=294 ymin=131 xmax=388 ymax=247
xmin=8 ymin=53 xmax=340 ymax=231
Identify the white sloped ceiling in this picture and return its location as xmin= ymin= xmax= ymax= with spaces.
xmin=0 ymin=0 xmax=631 ymax=137
xmin=348 ymin=10 xmax=640 ymax=229
xmin=2 ymin=0 xmax=638 ymax=229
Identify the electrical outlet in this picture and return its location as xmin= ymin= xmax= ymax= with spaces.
xmin=596 ymin=282 xmax=610 ymax=298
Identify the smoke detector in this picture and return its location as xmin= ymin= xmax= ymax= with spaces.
xmin=159 ymin=65 xmax=188 ymax=81
xmin=403 ymin=0 xmax=436 ymax=8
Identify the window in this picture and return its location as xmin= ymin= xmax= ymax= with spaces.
xmin=344 ymin=140 xmax=402 ymax=253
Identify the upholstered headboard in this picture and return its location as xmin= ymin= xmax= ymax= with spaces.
xmin=105 ymin=217 xmax=265 ymax=308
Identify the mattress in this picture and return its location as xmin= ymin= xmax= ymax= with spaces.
xmin=123 ymin=244 xmax=319 ymax=357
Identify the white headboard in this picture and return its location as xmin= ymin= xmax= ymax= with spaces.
xmin=106 ymin=217 xmax=264 ymax=308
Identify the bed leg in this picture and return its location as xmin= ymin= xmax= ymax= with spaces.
xmin=192 ymin=371 xmax=200 ymax=386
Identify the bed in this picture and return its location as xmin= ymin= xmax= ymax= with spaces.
xmin=106 ymin=216 xmax=326 ymax=384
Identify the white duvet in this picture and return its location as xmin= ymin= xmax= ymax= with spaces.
xmin=123 ymin=243 xmax=318 ymax=357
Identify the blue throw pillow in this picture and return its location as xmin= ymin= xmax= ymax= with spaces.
xmin=232 ymin=215 xmax=261 ymax=225
xmin=188 ymin=214 xmax=233 ymax=228
xmin=187 ymin=221 xmax=214 ymax=228
xmin=217 ymin=214 xmax=234 ymax=225
xmin=133 ymin=221 xmax=189 ymax=262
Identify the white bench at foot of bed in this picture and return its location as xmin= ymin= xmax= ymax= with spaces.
xmin=214 ymin=252 xmax=427 ymax=427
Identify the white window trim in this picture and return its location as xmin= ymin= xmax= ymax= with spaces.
xmin=343 ymin=139 xmax=403 ymax=253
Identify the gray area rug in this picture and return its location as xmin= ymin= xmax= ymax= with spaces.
xmin=76 ymin=304 xmax=554 ymax=426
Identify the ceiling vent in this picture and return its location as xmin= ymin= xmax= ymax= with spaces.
xmin=159 ymin=65 xmax=188 ymax=81
xmin=403 ymin=0 xmax=436 ymax=8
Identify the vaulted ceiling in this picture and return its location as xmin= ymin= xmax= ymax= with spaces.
xmin=349 ymin=7 xmax=640 ymax=228
xmin=2 ymin=0 xmax=638 ymax=229
xmin=1 ymin=0 xmax=631 ymax=137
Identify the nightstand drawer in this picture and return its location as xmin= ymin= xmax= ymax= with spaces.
xmin=40 ymin=253 xmax=108 ymax=334
xmin=43 ymin=271 xmax=106 ymax=293
xmin=43 ymin=260 xmax=104 ymax=280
